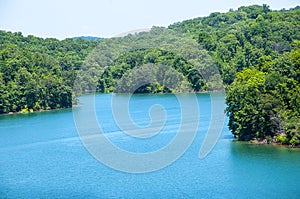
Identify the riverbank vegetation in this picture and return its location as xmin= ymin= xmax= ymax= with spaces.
xmin=0 ymin=32 xmax=98 ymax=113
xmin=170 ymin=4 xmax=300 ymax=146
xmin=0 ymin=5 xmax=299 ymax=145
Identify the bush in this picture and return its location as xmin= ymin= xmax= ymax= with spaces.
xmin=276 ymin=134 xmax=287 ymax=144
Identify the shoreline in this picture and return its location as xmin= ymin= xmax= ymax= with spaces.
xmin=233 ymin=139 xmax=300 ymax=149
xmin=0 ymin=107 xmax=72 ymax=116
xmin=1 ymin=107 xmax=299 ymax=150
xmin=0 ymin=91 xmax=226 ymax=116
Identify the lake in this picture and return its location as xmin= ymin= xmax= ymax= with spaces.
xmin=0 ymin=93 xmax=299 ymax=198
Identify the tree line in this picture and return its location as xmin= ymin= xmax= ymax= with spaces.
xmin=0 ymin=4 xmax=299 ymax=145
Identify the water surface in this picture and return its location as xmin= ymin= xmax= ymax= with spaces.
xmin=0 ymin=94 xmax=299 ymax=198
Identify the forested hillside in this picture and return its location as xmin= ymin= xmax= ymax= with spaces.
xmin=0 ymin=31 xmax=98 ymax=113
xmin=73 ymin=27 xmax=218 ymax=95
xmin=170 ymin=4 xmax=300 ymax=145
xmin=0 ymin=4 xmax=299 ymax=145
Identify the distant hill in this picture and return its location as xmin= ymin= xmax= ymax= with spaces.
xmin=73 ymin=36 xmax=103 ymax=41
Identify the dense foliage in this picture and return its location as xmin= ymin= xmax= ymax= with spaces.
xmin=170 ymin=5 xmax=300 ymax=84
xmin=225 ymin=47 xmax=300 ymax=145
xmin=73 ymin=27 xmax=222 ymax=95
xmin=0 ymin=31 xmax=98 ymax=113
xmin=170 ymin=5 xmax=300 ymax=145
xmin=98 ymin=48 xmax=194 ymax=93
xmin=0 ymin=4 xmax=299 ymax=145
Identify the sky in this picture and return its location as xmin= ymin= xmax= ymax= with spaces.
xmin=0 ymin=0 xmax=299 ymax=39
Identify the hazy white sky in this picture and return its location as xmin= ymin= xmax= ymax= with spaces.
xmin=0 ymin=0 xmax=298 ymax=39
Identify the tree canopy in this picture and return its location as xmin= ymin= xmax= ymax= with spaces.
xmin=0 ymin=31 xmax=98 ymax=113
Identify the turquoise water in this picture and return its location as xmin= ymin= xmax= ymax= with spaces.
xmin=0 ymin=93 xmax=299 ymax=198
